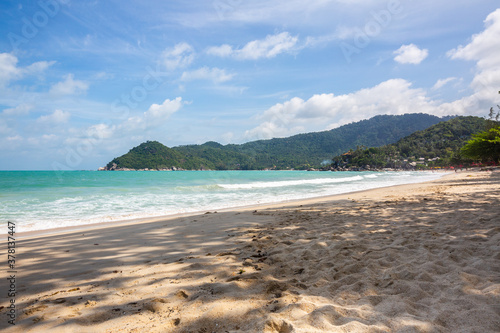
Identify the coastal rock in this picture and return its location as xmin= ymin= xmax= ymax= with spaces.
xmin=107 ymin=163 xmax=118 ymax=171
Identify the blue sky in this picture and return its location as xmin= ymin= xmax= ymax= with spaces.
xmin=1 ymin=0 xmax=499 ymax=170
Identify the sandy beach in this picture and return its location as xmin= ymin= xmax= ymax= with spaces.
xmin=1 ymin=170 xmax=499 ymax=332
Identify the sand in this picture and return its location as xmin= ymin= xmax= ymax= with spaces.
xmin=1 ymin=170 xmax=499 ymax=332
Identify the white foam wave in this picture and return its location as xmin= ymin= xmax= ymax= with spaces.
xmin=174 ymin=184 xmax=224 ymax=192
xmin=218 ymin=175 xmax=364 ymax=189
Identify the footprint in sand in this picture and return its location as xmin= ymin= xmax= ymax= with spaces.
xmin=84 ymin=300 xmax=97 ymax=307
xmin=175 ymin=290 xmax=189 ymax=299
xmin=264 ymin=318 xmax=295 ymax=333
xmin=23 ymin=304 xmax=48 ymax=316
xmin=143 ymin=298 xmax=170 ymax=313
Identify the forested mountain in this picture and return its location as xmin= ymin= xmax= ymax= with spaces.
xmin=331 ymin=116 xmax=486 ymax=170
xmin=219 ymin=113 xmax=448 ymax=168
xmin=104 ymin=113 xmax=450 ymax=170
xmin=105 ymin=141 xmax=206 ymax=170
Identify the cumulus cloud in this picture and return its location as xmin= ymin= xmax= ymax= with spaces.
xmin=207 ymin=32 xmax=299 ymax=60
xmin=448 ymin=9 xmax=500 ymax=68
xmin=0 ymin=53 xmax=55 ymax=87
xmin=445 ymin=8 xmax=500 ymax=113
xmin=393 ymin=44 xmax=429 ymax=64
xmin=180 ymin=67 xmax=234 ymax=83
xmin=161 ymin=43 xmax=195 ymax=71
xmin=37 ymin=109 xmax=71 ymax=124
xmin=86 ymin=123 xmax=115 ymax=140
xmin=145 ymin=97 xmax=184 ymax=119
xmin=245 ymin=79 xmax=439 ymax=140
xmin=49 ymin=74 xmax=89 ymax=96
xmin=122 ymin=97 xmax=184 ymax=132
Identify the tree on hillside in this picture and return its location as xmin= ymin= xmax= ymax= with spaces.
xmin=487 ymin=105 xmax=500 ymax=129
xmin=461 ymin=127 xmax=500 ymax=163
xmin=461 ymin=104 xmax=500 ymax=164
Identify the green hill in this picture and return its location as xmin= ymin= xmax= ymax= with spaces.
xmin=331 ymin=116 xmax=487 ymax=170
xmin=105 ymin=141 xmax=205 ymax=170
xmin=221 ymin=113 xmax=447 ymax=169
xmin=104 ymin=113 xmax=449 ymax=170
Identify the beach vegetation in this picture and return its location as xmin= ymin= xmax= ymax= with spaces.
xmin=332 ymin=116 xmax=486 ymax=169
xmin=461 ymin=106 xmax=500 ymax=163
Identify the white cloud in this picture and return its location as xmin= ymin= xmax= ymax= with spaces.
xmin=86 ymin=123 xmax=115 ymax=140
xmin=49 ymin=74 xmax=89 ymax=96
xmin=207 ymin=32 xmax=299 ymax=60
xmin=0 ymin=53 xmax=55 ymax=87
xmin=25 ymin=60 xmax=55 ymax=74
xmin=0 ymin=53 xmax=22 ymax=85
xmin=446 ymin=8 xmax=500 ymax=113
xmin=220 ymin=131 xmax=234 ymax=144
xmin=448 ymin=9 xmax=500 ymax=68
xmin=2 ymin=103 xmax=34 ymax=116
xmin=180 ymin=67 xmax=234 ymax=83
xmin=94 ymin=71 xmax=115 ymax=80
xmin=304 ymin=34 xmax=340 ymax=48
xmin=206 ymin=44 xmax=233 ymax=57
xmin=7 ymin=135 xmax=23 ymax=142
xmin=245 ymin=79 xmax=440 ymax=140
xmin=393 ymin=44 xmax=429 ymax=64
xmin=122 ymin=97 xmax=184 ymax=132
xmin=0 ymin=119 xmax=15 ymax=136
xmin=239 ymin=32 xmax=298 ymax=59
xmin=145 ymin=97 xmax=183 ymax=120
xmin=41 ymin=134 xmax=57 ymax=141
xmin=161 ymin=43 xmax=195 ymax=71
xmin=432 ymin=77 xmax=457 ymax=90
xmin=37 ymin=109 xmax=71 ymax=124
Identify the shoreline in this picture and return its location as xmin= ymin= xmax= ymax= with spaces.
xmin=3 ymin=169 xmax=499 ymax=332
xmin=17 ymin=170 xmax=452 ymax=240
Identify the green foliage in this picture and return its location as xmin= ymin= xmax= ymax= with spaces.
xmin=106 ymin=141 xmax=190 ymax=170
xmin=461 ymin=105 xmax=500 ymax=164
xmin=174 ymin=143 xmax=257 ymax=170
xmin=333 ymin=116 xmax=487 ymax=169
xmin=461 ymin=126 xmax=500 ymax=163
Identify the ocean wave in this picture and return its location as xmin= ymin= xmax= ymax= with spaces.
xmin=218 ymin=175 xmax=364 ymax=189
xmin=174 ymin=184 xmax=225 ymax=192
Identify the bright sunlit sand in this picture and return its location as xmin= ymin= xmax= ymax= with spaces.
xmin=2 ymin=170 xmax=499 ymax=332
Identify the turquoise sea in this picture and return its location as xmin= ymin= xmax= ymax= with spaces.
xmin=0 ymin=170 xmax=445 ymax=232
